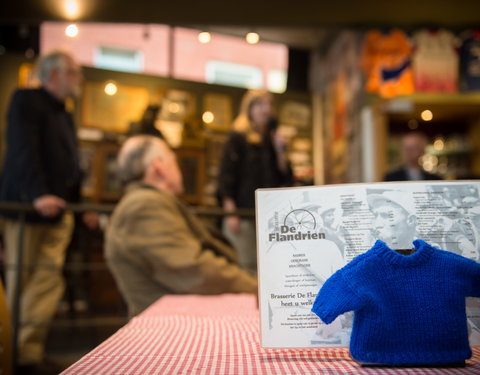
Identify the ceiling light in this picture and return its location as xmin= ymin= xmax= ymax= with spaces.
xmin=202 ymin=111 xmax=215 ymax=124
xmin=104 ymin=82 xmax=118 ymax=96
xmin=420 ymin=110 xmax=433 ymax=121
xmin=407 ymin=119 xmax=418 ymax=129
xmin=64 ymin=0 xmax=80 ymax=19
xmin=65 ymin=23 xmax=79 ymax=38
xmin=246 ymin=32 xmax=260 ymax=44
xmin=50 ymin=0 xmax=88 ymax=20
xmin=433 ymin=138 xmax=445 ymax=151
xmin=198 ymin=31 xmax=211 ymax=44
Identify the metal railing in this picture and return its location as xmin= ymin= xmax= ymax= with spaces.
xmin=0 ymin=200 xmax=254 ymax=371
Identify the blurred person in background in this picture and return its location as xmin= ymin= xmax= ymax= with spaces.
xmin=0 ymin=50 xmax=96 ymax=375
xmin=217 ymin=90 xmax=293 ymax=273
xmin=384 ymin=131 xmax=442 ymax=181
xmin=105 ymin=135 xmax=257 ymax=318
xmin=129 ymin=104 xmax=165 ymax=139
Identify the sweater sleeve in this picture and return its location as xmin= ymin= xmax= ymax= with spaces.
xmin=467 ymin=259 xmax=480 ymax=298
xmin=311 ymin=269 xmax=366 ymax=324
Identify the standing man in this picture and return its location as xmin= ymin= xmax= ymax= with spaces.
xmin=384 ymin=132 xmax=442 ymax=181
xmin=0 ymin=50 xmax=83 ymax=374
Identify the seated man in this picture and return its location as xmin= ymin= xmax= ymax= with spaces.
xmin=105 ymin=135 xmax=257 ymax=317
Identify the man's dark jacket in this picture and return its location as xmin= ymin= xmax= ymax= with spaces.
xmin=0 ymin=88 xmax=81 ymax=222
xmin=384 ymin=167 xmax=442 ymax=181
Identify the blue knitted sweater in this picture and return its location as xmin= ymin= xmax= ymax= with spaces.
xmin=311 ymin=239 xmax=480 ymax=365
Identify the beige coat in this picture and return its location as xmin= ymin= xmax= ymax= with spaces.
xmin=105 ymin=183 xmax=257 ymax=316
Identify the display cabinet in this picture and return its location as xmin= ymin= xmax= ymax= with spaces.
xmin=79 ymin=140 xmax=122 ymax=203
xmin=79 ymin=140 xmax=206 ymax=204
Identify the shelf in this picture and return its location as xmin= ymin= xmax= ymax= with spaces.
xmin=428 ymin=149 xmax=473 ymax=157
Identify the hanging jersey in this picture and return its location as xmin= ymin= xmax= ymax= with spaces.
xmin=360 ymin=29 xmax=414 ymax=98
xmin=460 ymin=30 xmax=480 ymax=92
xmin=412 ymin=29 xmax=459 ymax=93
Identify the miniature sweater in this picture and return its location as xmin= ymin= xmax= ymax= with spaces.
xmin=311 ymin=239 xmax=480 ymax=365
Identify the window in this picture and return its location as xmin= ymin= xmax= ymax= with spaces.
xmin=94 ymin=46 xmax=143 ymax=73
xmin=173 ymin=27 xmax=288 ymax=91
xmin=205 ymin=61 xmax=263 ymax=89
xmin=40 ymin=22 xmax=288 ymax=91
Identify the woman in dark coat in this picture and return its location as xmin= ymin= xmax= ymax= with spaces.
xmin=218 ymin=90 xmax=292 ymax=273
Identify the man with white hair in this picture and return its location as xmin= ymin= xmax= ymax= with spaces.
xmin=105 ymin=135 xmax=257 ymax=318
xmin=0 ymin=50 xmax=85 ymax=374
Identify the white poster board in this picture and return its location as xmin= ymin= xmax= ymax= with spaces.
xmin=256 ymin=181 xmax=480 ymax=348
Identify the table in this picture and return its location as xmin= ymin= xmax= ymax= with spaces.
xmin=61 ymin=294 xmax=480 ymax=375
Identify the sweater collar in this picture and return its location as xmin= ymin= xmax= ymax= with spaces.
xmin=372 ymin=239 xmax=435 ymax=266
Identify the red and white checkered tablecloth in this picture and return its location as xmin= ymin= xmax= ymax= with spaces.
xmin=61 ymin=294 xmax=480 ymax=375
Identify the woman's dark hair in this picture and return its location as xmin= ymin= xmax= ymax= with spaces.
xmin=138 ymin=104 xmax=165 ymax=139
xmin=268 ymin=117 xmax=278 ymax=132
